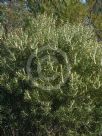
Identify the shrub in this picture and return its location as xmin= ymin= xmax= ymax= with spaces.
xmin=0 ymin=14 xmax=102 ymax=136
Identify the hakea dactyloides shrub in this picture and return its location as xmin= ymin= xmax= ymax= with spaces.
xmin=0 ymin=14 xmax=102 ymax=135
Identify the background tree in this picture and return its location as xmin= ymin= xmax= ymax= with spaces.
xmin=86 ymin=0 xmax=102 ymax=41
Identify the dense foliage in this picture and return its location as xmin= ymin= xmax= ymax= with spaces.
xmin=0 ymin=0 xmax=102 ymax=136
xmin=0 ymin=14 xmax=102 ymax=135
